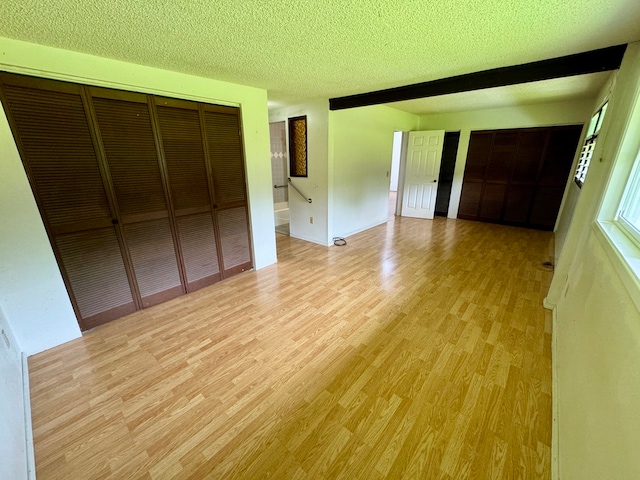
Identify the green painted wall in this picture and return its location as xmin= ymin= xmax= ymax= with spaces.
xmin=329 ymin=105 xmax=419 ymax=238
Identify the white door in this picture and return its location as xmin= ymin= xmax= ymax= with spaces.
xmin=401 ymin=130 xmax=445 ymax=219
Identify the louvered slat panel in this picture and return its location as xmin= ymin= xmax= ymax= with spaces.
xmin=2 ymin=85 xmax=111 ymax=227
xmin=156 ymin=104 xmax=222 ymax=291
xmin=92 ymin=97 xmax=167 ymax=216
xmin=204 ymin=110 xmax=246 ymax=205
xmin=156 ymin=106 xmax=211 ymax=211
xmin=93 ymin=96 xmax=185 ymax=305
xmin=56 ymin=228 xmax=134 ymax=320
xmin=124 ymin=219 xmax=182 ymax=305
xmin=177 ymin=213 xmax=220 ymax=287
xmin=217 ymin=207 xmax=251 ymax=273
xmin=2 ymin=74 xmax=255 ymax=330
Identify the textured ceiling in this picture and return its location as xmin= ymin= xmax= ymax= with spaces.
xmin=387 ymin=72 xmax=613 ymax=115
xmin=2 ymin=0 xmax=640 ymax=113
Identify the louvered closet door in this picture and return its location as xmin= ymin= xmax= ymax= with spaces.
xmin=202 ymin=106 xmax=253 ymax=276
xmin=155 ymin=98 xmax=222 ymax=291
xmin=0 ymin=74 xmax=136 ymax=330
xmin=90 ymin=89 xmax=184 ymax=307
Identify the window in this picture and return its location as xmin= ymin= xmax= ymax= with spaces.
xmin=598 ymin=141 xmax=640 ymax=310
xmin=617 ymin=148 xmax=640 ymax=246
xmin=591 ymin=57 xmax=640 ymax=313
xmin=288 ymin=115 xmax=307 ymax=177
xmin=574 ymin=102 xmax=608 ymax=187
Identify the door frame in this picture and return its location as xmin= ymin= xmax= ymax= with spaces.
xmin=399 ymin=130 xmax=445 ymax=219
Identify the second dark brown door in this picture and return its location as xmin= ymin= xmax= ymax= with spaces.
xmin=458 ymin=126 xmax=582 ymax=230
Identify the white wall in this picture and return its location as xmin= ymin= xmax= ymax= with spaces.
xmin=0 ymin=37 xmax=275 ymax=354
xmin=0 ymin=307 xmax=33 ymax=480
xmin=418 ymin=100 xmax=593 ymax=219
xmin=269 ymin=101 xmax=330 ymax=245
xmin=0 ymin=102 xmax=81 ymax=355
xmin=329 ymin=105 xmax=419 ymax=238
xmin=554 ymin=73 xmax=617 ymax=260
xmin=555 ymin=232 xmax=640 ymax=480
xmin=549 ymin=42 xmax=640 ymax=479
xmin=390 ymin=131 xmax=403 ymax=191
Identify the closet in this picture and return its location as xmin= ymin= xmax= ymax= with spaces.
xmin=0 ymin=73 xmax=252 ymax=330
xmin=458 ymin=126 xmax=582 ymax=230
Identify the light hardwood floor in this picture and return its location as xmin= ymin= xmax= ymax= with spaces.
xmin=29 ymin=213 xmax=554 ymax=479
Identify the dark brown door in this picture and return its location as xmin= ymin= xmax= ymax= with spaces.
xmin=458 ymin=132 xmax=491 ymax=218
xmin=89 ymin=89 xmax=185 ymax=307
xmin=503 ymin=129 xmax=547 ymax=224
xmin=434 ymin=132 xmax=460 ymax=217
xmin=0 ymin=74 xmax=136 ymax=329
xmin=0 ymin=73 xmax=254 ymax=331
xmin=529 ymin=127 xmax=583 ymax=229
xmin=203 ymin=106 xmax=253 ymax=276
xmin=154 ymin=97 xmax=223 ymax=291
xmin=458 ymin=126 xmax=582 ymax=230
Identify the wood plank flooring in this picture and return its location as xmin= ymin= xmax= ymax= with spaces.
xmin=29 ymin=214 xmax=554 ymax=479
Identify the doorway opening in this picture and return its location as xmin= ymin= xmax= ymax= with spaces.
xmin=435 ymin=131 xmax=460 ymax=217
xmin=389 ymin=131 xmax=403 ymax=219
xmin=269 ymin=121 xmax=289 ymax=235
xmin=392 ymin=130 xmax=459 ymax=220
xmin=388 ymin=131 xmax=408 ymax=220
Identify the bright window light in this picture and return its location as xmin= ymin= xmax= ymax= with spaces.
xmin=617 ymin=150 xmax=640 ymax=245
xmin=575 ymin=102 xmax=608 ymax=188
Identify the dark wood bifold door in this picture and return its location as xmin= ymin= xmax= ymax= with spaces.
xmin=203 ymin=107 xmax=252 ymax=277
xmin=90 ymin=90 xmax=185 ymax=308
xmin=154 ymin=97 xmax=223 ymax=290
xmin=0 ymin=73 xmax=253 ymax=330
xmin=458 ymin=126 xmax=582 ymax=230
xmin=0 ymin=76 xmax=137 ymax=329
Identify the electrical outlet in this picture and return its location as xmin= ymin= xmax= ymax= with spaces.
xmin=310 ymin=216 xmax=313 ymax=224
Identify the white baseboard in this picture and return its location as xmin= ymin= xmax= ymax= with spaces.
xmin=332 ymin=219 xmax=388 ymax=243
xmin=551 ymin=306 xmax=560 ymax=480
xmin=22 ymin=354 xmax=35 ymax=480
xmin=288 ymin=232 xmax=332 ymax=247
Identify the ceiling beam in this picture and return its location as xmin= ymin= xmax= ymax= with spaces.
xmin=329 ymin=44 xmax=627 ymax=111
